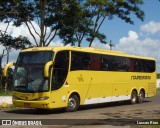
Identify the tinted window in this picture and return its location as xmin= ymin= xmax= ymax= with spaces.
xmin=116 ymin=57 xmax=130 ymax=71
xmin=90 ymin=54 xmax=101 ymax=70
xmin=17 ymin=51 xmax=53 ymax=64
xmin=143 ymin=60 xmax=155 ymax=72
xmin=71 ymin=51 xmax=155 ymax=73
xmin=130 ymin=58 xmax=155 ymax=72
xmin=71 ymin=52 xmax=91 ymax=70
xmin=100 ymin=55 xmax=129 ymax=71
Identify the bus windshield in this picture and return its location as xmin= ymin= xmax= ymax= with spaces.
xmin=13 ymin=51 xmax=53 ymax=92
xmin=17 ymin=51 xmax=53 ymax=64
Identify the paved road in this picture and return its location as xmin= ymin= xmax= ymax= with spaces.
xmin=0 ymin=91 xmax=160 ymax=128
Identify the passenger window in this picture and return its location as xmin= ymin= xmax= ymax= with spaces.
xmin=100 ymin=58 xmax=108 ymax=70
xmin=71 ymin=52 xmax=91 ymax=70
xmin=90 ymin=54 xmax=100 ymax=70
xmin=70 ymin=51 xmax=155 ymax=73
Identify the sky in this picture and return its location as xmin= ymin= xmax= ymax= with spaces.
xmin=0 ymin=0 xmax=160 ymax=72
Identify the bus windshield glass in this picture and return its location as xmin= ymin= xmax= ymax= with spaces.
xmin=13 ymin=51 xmax=54 ymax=92
xmin=17 ymin=51 xmax=53 ymax=64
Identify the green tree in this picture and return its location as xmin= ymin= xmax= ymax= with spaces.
xmin=58 ymin=0 xmax=85 ymax=46
xmin=59 ymin=0 xmax=144 ymax=47
xmin=0 ymin=0 xmax=32 ymax=66
xmin=0 ymin=0 xmax=84 ymax=47
xmin=0 ymin=23 xmax=32 ymax=86
xmin=0 ymin=0 xmax=144 ymax=47
xmin=75 ymin=0 xmax=144 ymax=47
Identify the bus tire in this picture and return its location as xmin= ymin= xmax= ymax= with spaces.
xmin=130 ymin=90 xmax=137 ymax=104
xmin=65 ymin=95 xmax=79 ymax=112
xmin=138 ymin=90 xmax=145 ymax=103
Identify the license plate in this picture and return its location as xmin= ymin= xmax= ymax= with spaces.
xmin=24 ymin=103 xmax=31 ymax=108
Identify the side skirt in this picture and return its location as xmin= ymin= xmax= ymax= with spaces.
xmin=84 ymin=95 xmax=131 ymax=105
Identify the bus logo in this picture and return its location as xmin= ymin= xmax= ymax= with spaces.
xmin=2 ymin=120 xmax=11 ymax=125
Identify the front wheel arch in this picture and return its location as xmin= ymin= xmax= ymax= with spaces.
xmin=65 ymin=92 xmax=80 ymax=112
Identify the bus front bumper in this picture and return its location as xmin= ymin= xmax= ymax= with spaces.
xmin=12 ymin=99 xmax=52 ymax=109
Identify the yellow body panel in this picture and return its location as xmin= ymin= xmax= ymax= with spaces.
xmin=12 ymin=92 xmax=52 ymax=109
xmin=9 ymin=46 xmax=156 ymax=109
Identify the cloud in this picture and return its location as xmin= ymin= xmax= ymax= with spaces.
xmin=91 ymin=41 xmax=110 ymax=50
xmin=141 ymin=21 xmax=160 ymax=34
xmin=0 ymin=21 xmax=41 ymax=45
xmin=116 ymin=30 xmax=160 ymax=57
xmin=0 ymin=21 xmax=60 ymax=46
xmin=115 ymin=30 xmax=160 ymax=72
xmin=120 ymin=31 xmax=138 ymax=42
xmin=50 ymin=40 xmax=64 ymax=46
xmin=0 ymin=21 xmax=36 ymax=67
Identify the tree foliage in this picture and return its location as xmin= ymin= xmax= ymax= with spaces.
xmin=53 ymin=0 xmax=145 ymax=46
xmin=0 ymin=30 xmax=32 ymax=84
xmin=0 ymin=0 xmax=144 ymax=47
xmin=0 ymin=0 xmax=30 ymax=87
xmin=0 ymin=0 xmax=84 ymax=46
xmin=78 ymin=0 xmax=144 ymax=46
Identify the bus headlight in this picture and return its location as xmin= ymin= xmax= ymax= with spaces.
xmin=37 ymin=96 xmax=49 ymax=101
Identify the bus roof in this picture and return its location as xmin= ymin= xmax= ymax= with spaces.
xmin=21 ymin=46 xmax=155 ymax=60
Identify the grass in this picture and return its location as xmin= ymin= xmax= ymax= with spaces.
xmin=0 ymin=90 xmax=12 ymax=96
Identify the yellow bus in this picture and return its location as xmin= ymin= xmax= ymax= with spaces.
xmin=3 ymin=47 xmax=156 ymax=112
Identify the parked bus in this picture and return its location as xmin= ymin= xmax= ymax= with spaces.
xmin=3 ymin=47 xmax=156 ymax=112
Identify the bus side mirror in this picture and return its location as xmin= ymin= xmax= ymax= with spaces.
xmin=44 ymin=61 xmax=53 ymax=77
xmin=3 ymin=62 xmax=15 ymax=77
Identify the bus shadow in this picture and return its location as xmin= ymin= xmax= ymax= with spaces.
xmin=5 ymin=100 xmax=151 ymax=115
xmin=4 ymin=108 xmax=66 ymax=115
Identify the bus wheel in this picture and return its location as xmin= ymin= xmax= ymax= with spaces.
xmin=130 ymin=90 xmax=137 ymax=104
xmin=138 ymin=90 xmax=145 ymax=103
xmin=66 ymin=95 xmax=79 ymax=112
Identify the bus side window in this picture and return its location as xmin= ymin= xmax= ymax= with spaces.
xmin=134 ymin=59 xmax=143 ymax=72
xmin=71 ymin=52 xmax=91 ymax=70
xmin=142 ymin=60 xmax=155 ymax=72
xmin=116 ymin=57 xmax=129 ymax=71
xmin=90 ymin=54 xmax=100 ymax=70
xmin=130 ymin=59 xmax=134 ymax=72
xmin=100 ymin=58 xmax=108 ymax=70
xmin=83 ymin=55 xmax=91 ymax=70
